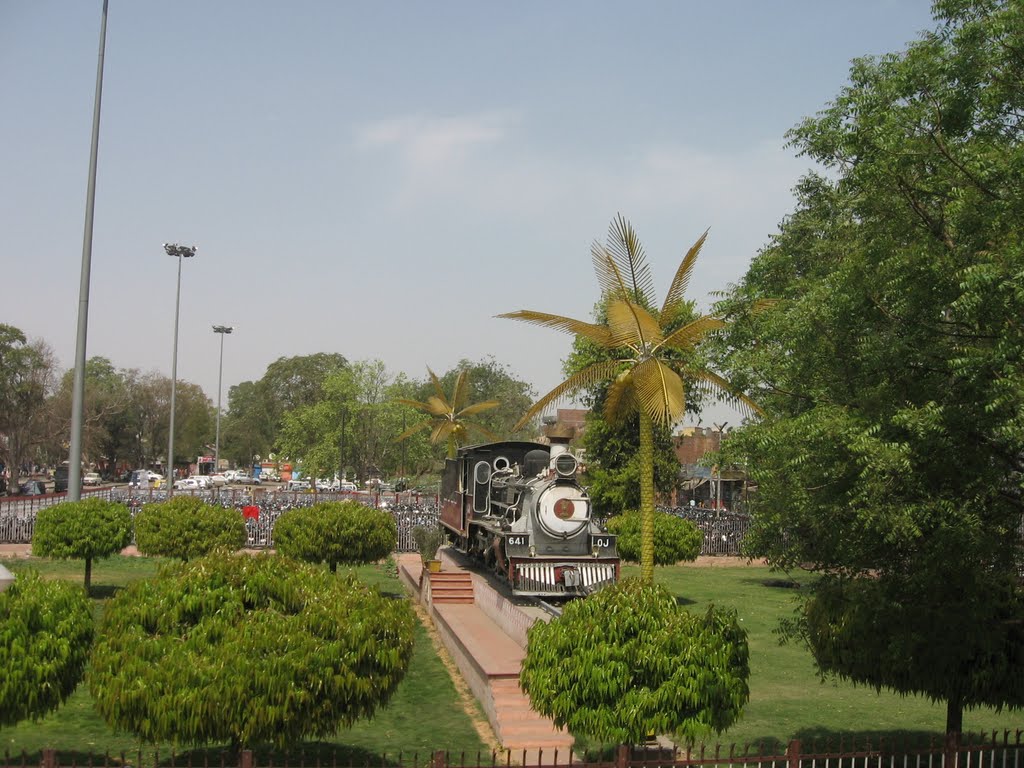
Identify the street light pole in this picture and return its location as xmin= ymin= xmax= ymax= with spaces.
xmin=68 ymin=0 xmax=109 ymax=502
xmin=212 ymin=325 xmax=233 ymax=470
xmin=163 ymin=243 xmax=196 ymax=490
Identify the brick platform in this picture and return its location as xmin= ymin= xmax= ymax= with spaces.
xmin=396 ymin=552 xmax=573 ymax=758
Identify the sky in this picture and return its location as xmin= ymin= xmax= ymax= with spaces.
xmin=1 ymin=1 xmax=937 ymax=429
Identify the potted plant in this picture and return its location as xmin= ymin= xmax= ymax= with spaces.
xmin=412 ymin=525 xmax=445 ymax=573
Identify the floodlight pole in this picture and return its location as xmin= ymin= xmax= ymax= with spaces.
xmin=164 ymin=243 xmax=196 ymax=491
xmin=68 ymin=0 xmax=109 ymax=501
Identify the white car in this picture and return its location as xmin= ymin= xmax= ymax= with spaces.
xmin=287 ymin=479 xmax=310 ymax=491
xmin=192 ymin=475 xmax=212 ymax=489
xmin=174 ymin=478 xmax=200 ymax=490
xmin=338 ymin=481 xmax=357 ymax=492
xmin=83 ymin=472 xmax=103 ymax=486
xmin=209 ymin=473 xmax=229 ymax=486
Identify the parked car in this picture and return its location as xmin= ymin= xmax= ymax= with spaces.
xmin=338 ymin=481 xmax=358 ymax=492
xmin=209 ymin=474 xmax=229 ymax=486
xmin=83 ymin=472 xmax=103 ymax=486
xmin=191 ymin=475 xmax=212 ymax=489
xmin=174 ymin=477 xmax=200 ymax=490
xmin=286 ymin=479 xmax=310 ymax=491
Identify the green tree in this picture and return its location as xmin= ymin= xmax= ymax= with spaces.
xmin=31 ymin=498 xmax=132 ymax=590
xmin=395 ymin=367 xmax=500 ymax=459
xmin=134 ymin=496 xmax=246 ymax=561
xmin=606 ymin=509 xmax=702 ymax=566
xmin=0 ymin=325 xmax=58 ymax=491
xmin=51 ymin=358 xmax=132 ymax=473
xmin=500 ymin=216 xmax=759 ymax=581
xmin=0 ymin=571 xmax=94 ymax=727
xmin=520 ymin=579 xmax=749 ymax=744
xmin=715 ymin=0 xmax=1024 ymax=736
xmin=273 ymin=500 xmax=396 ymax=573
xmin=88 ymin=553 xmax=415 ymax=748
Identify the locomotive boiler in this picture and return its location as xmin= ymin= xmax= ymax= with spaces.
xmin=439 ymin=438 xmax=619 ymax=597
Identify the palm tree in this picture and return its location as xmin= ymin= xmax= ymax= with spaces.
xmin=499 ymin=215 xmax=760 ymax=582
xmin=395 ymin=367 xmax=501 ymax=459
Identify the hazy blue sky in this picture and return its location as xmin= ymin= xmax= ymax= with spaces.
xmin=2 ymin=1 xmax=935 ymax=427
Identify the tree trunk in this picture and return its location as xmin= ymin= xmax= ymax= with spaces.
xmin=639 ymin=409 xmax=655 ymax=583
xmin=945 ymin=694 xmax=963 ymax=740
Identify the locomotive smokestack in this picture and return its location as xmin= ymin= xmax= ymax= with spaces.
xmin=543 ymin=422 xmax=574 ymax=465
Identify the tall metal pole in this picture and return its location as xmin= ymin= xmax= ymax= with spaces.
xmin=68 ymin=0 xmax=109 ymax=501
xmin=163 ymin=243 xmax=196 ymax=490
xmin=213 ymin=325 xmax=233 ymax=470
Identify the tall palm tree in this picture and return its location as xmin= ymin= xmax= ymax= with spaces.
xmin=499 ymin=215 xmax=760 ymax=582
xmin=395 ymin=367 xmax=501 ymax=459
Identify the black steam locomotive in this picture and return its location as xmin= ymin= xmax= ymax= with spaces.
xmin=439 ymin=438 xmax=619 ymax=597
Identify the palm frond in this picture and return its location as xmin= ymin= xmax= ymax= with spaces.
xmin=394 ymin=418 xmax=433 ymax=443
xmin=427 ymin=367 xmax=447 ymax=401
xmin=607 ymin=298 xmax=662 ymax=350
xmin=633 ymin=358 xmax=686 ymax=426
xmin=458 ymin=399 xmax=500 ymax=417
xmin=451 ymin=370 xmax=470 ymax=412
xmin=661 ymin=229 xmax=709 ymax=317
xmin=691 ymin=369 xmax=764 ymax=419
xmin=430 ymin=420 xmax=457 ymax=445
xmin=497 ymin=310 xmax=614 ymax=346
xmin=607 ymin=214 xmax=656 ymax=305
xmin=513 ymin=359 xmax=626 ymax=431
xmin=604 ymin=370 xmax=637 ymax=426
xmin=751 ymin=298 xmax=780 ymax=315
xmin=394 ymin=397 xmax=431 ymax=413
xmin=659 ymin=315 xmax=726 ymax=352
xmin=591 ymin=242 xmax=632 ymax=301
xmin=425 ymin=395 xmax=452 ymax=417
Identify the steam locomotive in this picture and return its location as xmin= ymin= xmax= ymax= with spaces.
xmin=439 ymin=437 xmax=619 ymax=597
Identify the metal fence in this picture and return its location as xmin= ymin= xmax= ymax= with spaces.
xmin=7 ymin=731 xmax=1022 ymax=768
xmin=0 ymin=491 xmax=752 ymax=557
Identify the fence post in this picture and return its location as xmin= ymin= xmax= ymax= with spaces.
xmin=240 ymin=751 xmax=254 ymax=768
xmin=42 ymin=748 xmax=57 ymax=768
xmin=616 ymin=744 xmax=629 ymax=768
xmin=788 ymin=739 xmax=801 ymax=768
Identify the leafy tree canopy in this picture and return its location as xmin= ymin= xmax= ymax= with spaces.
xmin=32 ymin=498 xmax=132 ymax=589
xmin=89 ymin=553 xmax=415 ymax=748
xmin=520 ymin=579 xmax=749 ymax=744
xmin=134 ymin=496 xmax=246 ymax=561
xmin=0 ymin=571 xmax=94 ymax=727
xmin=606 ymin=510 xmax=702 ymax=566
xmin=273 ymin=500 xmax=397 ymax=572
xmin=714 ymin=0 xmax=1024 ymax=735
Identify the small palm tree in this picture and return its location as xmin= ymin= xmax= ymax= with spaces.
xmin=499 ymin=215 xmax=760 ymax=582
xmin=395 ymin=367 xmax=501 ymax=459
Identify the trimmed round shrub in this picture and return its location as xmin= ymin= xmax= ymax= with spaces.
xmin=134 ymin=496 xmax=246 ymax=560
xmin=89 ymin=553 xmax=415 ymax=747
xmin=1 ymin=571 xmax=94 ymax=726
xmin=273 ymin=500 xmax=396 ymax=572
xmin=520 ymin=578 xmax=749 ymax=743
xmin=32 ymin=498 xmax=132 ymax=589
xmin=606 ymin=509 xmax=703 ymax=566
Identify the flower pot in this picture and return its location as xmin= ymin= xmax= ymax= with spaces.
xmin=426 ymin=559 xmax=442 ymax=573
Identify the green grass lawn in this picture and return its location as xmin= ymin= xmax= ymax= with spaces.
xmin=628 ymin=563 xmax=1024 ymax=750
xmin=3 ymin=554 xmax=1021 ymax=759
